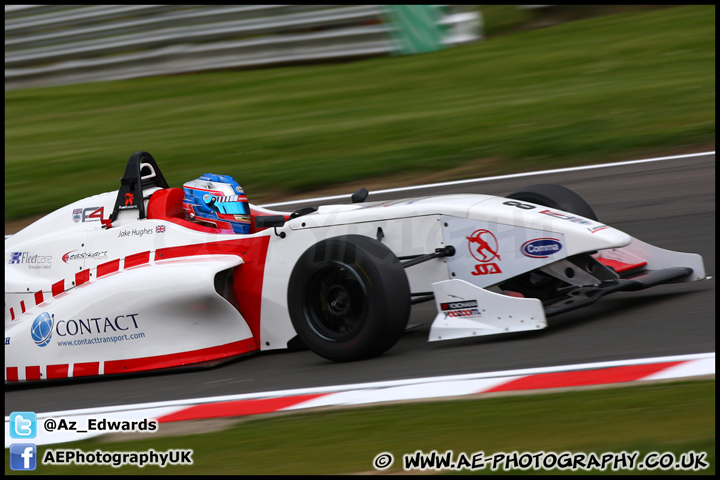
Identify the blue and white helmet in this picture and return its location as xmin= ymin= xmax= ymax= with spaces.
xmin=182 ymin=173 xmax=251 ymax=234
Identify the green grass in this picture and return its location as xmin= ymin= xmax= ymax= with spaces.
xmin=5 ymin=380 xmax=714 ymax=475
xmin=4 ymin=5 xmax=715 ymax=222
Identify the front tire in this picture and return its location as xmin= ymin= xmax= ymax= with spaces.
xmin=501 ymin=184 xmax=598 ymax=302
xmin=506 ymin=183 xmax=598 ymax=221
xmin=287 ymin=235 xmax=410 ymax=361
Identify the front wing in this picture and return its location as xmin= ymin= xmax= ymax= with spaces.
xmin=427 ymin=234 xmax=707 ymax=342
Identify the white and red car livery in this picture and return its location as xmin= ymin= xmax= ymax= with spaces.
xmin=5 ymin=152 xmax=707 ymax=381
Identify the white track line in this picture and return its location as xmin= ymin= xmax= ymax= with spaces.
xmin=262 ymin=151 xmax=715 ymax=207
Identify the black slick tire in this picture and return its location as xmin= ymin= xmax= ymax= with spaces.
xmin=287 ymin=235 xmax=410 ymax=362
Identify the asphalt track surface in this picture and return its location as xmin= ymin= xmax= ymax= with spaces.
xmin=5 ymin=153 xmax=715 ymax=415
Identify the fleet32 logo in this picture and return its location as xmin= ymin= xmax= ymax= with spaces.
xmin=467 ymin=229 xmax=502 ymax=276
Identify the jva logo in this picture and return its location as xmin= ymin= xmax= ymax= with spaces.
xmin=467 ymin=229 xmax=502 ymax=276
xmin=472 ymin=263 xmax=501 ymax=276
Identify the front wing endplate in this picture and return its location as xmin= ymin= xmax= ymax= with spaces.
xmin=428 ymin=279 xmax=546 ymax=342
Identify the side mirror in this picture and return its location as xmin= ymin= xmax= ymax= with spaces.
xmin=254 ymin=215 xmax=286 ymax=229
xmin=352 ymin=187 xmax=368 ymax=204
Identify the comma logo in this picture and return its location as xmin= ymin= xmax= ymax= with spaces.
xmin=521 ymin=238 xmax=563 ymax=258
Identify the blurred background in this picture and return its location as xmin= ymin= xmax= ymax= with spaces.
xmin=5 ymin=5 xmax=715 ymax=227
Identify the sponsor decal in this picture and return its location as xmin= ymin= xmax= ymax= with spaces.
xmin=588 ymin=225 xmax=610 ymax=234
xmin=8 ymin=252 xmax=52 ymax=269
xmin=119 ymin=193 xmax=138 ymax=210
xmin=539 ymin=209 xmax=594 ymax=226
xmin=502 ymin=200 xmax=536 ymax=210
xmin=62 ymin=250 xmax=109 ymax=263
xmin=440 ymin=300 xmax=481 ymax=319
xmin=84 ymin=207 xmax=103 ymax=222
xmin=467 ymin=230 xmax=500 ymax=262
xmin=440 ymin=300 xmax=478 ymax=310
xmin=31 ymin=312 xmax=54 ymax=347
xmin=72 ymin=207 xmax=104 ymax=223
xmin=75 ymin=206 xmax=113 ymax=228
xmin=31 ymin=312 xmax=142 ymax=347
xmin=521 ymin=238 xmax=563 ymax=258
xmin=118 ymin=228 xmax=154 ymax=238
xmin=467 ymin=229 xmax=502 ymax=276
xmin=5 ymin=337 xmax=10 ymax=345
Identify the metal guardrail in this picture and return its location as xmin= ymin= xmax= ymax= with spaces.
xmin=5 ymin=5 xmax=481 ymax=91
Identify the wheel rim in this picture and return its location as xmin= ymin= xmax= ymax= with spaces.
xmin=303 ymin=262 xmax=368 ymax=342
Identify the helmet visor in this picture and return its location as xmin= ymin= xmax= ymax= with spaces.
xmin=212 ymin=195 xmax=248 ymax=215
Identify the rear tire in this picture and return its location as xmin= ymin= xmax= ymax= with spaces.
xmin=287 ymin=235 xmax=410 ymax=362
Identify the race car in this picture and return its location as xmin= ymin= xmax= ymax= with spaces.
xmin=4 ymin=151 xmax=707 ymax=382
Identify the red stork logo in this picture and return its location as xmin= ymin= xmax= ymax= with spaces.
xmin=467 ymin=229 xmax=502 ymax=276
xmin=124 ymin=193 xmax=134 ymax=205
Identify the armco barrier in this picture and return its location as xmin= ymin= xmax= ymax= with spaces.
xmin=5 ymin=5 xmax=481 ymax=91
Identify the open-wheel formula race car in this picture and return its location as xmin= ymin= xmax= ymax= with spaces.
xmin=5 ymin=152 xmax=708 ymax=382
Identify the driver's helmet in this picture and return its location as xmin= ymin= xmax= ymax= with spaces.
xmin=182 ymin=173 xmax=251 ymax=234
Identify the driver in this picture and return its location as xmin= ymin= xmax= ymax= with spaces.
xmin=182 ymin=173 xmax=251 ymax=233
